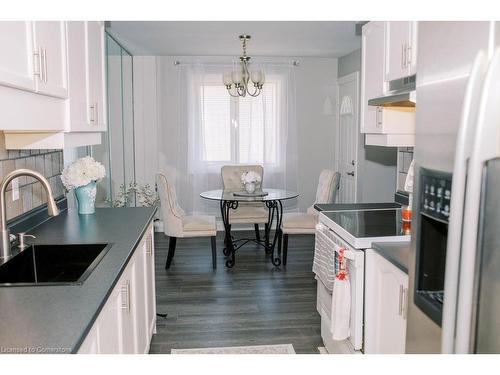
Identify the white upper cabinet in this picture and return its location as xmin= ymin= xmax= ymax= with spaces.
xmin=0 ymin=20 xmax=106 ymax=148
xmin=32 ymin=21 xmax=68 ymax=98
xmin=361 ymin=21 xmax=386 ymax=134
xmin=364 ymin=249 xmax=409 ymax=354
xmin=360 ymin=21 xmax=417 ymax=147
xmin=67 ymin=21 xmax=107 ymax=132
xmin=87 ymin=22 xmax=107 ymax=130
xmin=0 ymin=22 xmax=36 ymax=91
xmin=385 ymin=21 xmax=417 ymax=81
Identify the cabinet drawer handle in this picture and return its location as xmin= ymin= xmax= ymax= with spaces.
xmin=401 ymin=44 xmax=405 ymax=69
xmin=89 ymin=103 xmax=98 ymax=124
xmin=146 ymin=236 xmax=153 ymax=256
xmin=41 ymin=48 xmax=48 ymax=83
xmin=33 ymin=47 xmax=43 ymax=80
xmin=398 ymin=284 xmax=404 ymax=316
xmin=402 ymin=287 xmax=408 ymax=319
xmin=121 ymin=280 xmax=131 ymax=313
xmin=403 ymin=43 xmax=408 ymax=69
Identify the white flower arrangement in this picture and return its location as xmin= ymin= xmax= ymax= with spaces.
xmin=240 ymin=171 xmax=262 ymax=185
xmin=61 ymin=156 xmax=106 ymax=191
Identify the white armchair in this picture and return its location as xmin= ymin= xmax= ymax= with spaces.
xmin=221 ymin=165 xmax=269 ymax=240
xmin=279 ymin=169 xmax=340 ymax=265
xmin=156 ymin=172 xmax=217 ymax=269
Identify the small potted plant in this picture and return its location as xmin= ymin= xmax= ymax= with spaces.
xmin=61 ymin=156 xmax=106 ymax=214
xmin=240 ymin=171 xmax=262 ymax=194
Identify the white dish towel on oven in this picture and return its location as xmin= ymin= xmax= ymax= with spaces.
xmin=330 ymin=255 xmax=351 ymax=340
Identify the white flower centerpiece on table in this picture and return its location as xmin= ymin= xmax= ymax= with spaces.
xmin=240 ymin=171 xmax=262 ymax=194
xmin=61 ymin=156 xmax=106 ymax=214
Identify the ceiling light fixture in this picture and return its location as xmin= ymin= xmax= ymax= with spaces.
xmin=223 ymin=35 xmax=265 ymax=97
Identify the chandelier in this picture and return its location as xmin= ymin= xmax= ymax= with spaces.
xmin=223 ymin=35 xmax=265 ymax=97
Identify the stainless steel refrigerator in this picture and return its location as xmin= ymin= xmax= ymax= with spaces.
xmin=406 ymin=21 xmax=500 ymax=353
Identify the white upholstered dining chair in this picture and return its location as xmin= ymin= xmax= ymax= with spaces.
xmin=156 ymin=172 xmax=217 ymax=269
xmin=279 ymin=169 xmax=341 ymax=265
xmin=221 ymin=165 xmax=269 ymax=240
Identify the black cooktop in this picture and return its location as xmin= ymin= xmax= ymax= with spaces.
xmin=322 ymin=209 xmax=404 ymax=238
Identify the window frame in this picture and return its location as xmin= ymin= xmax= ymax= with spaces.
xmin=198 ymin=77 xmax=281 ymax=167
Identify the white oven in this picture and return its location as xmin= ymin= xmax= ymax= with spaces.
xmin=314 ymin=222 xmax=365 ymax=352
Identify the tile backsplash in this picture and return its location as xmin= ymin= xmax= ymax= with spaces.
xmin=397 ymin=147 xmax=414 ymax=192
xmin=0 ymin=132 xmax=65 ymax=221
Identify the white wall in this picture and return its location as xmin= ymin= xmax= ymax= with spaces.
xmin=133 ymin=56 xmax=339 ymax=213
xmin=295 ymin=57 xmax=338 ymax=210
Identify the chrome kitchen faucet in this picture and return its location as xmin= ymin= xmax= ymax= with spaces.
xmin=0 ymin=168 xmax=60 ymax=261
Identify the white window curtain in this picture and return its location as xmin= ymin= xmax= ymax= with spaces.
xmin=165 ymin=60 xmax=298 ymax=216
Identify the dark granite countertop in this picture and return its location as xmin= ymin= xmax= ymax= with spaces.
xmin=371 ymin=241 xmax=411 ymax=274
xmin=0 ymin=207 xmax=156 ymax=354
xmin=314 ymin=202 xmax=401 ymax=212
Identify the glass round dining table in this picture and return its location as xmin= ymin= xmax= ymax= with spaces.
xmin=200 ymin=189 xmax=298 ymax=268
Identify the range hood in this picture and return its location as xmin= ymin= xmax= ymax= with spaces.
xmin=368 ymin=75 xmax=416 ymax=107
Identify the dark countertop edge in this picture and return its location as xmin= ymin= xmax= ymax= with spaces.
xmin=71 ymin=206 xmax=158 ymax=353
xmin=314 ymin=202 xmax=402 ymax=212
xmin=371 ymin=241 xmax=411 ymax=274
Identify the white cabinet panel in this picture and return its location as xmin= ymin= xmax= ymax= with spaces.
xmin=361 ymin=21 xmax=386 ymax=134
xmin=118 ymin=265 xmax=137 ymax=354
xmin=32 ymin=21 xmax=68 ymax=98
xmin=0 ymin=21 xmax=35 ymax=91
xmin=365 ymin=250 xmax=408 ymax=354
xmin=385 ymin=21 xmax=417 ymax=82
xmin=66 ymin=21 xmax=106 ymax=132
xmin=78 ymin=325 xmax=99 ymax=354
xmin=77 ymin=223 xmax=155 ymax=354
xmin=145 ymin=225 xmax=157 ymax=337
xmin=87 ymin=21 xmax=107 ymax=130
xmin=66 ymin=21 xmax=89 ymax=130
xmin=97 ymin=287 xmax=122 ymax=353
xmin=133 ymin=241 xmax=149 ymax=354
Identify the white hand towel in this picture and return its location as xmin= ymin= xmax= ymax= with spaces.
xmin=331 ymin=276 xmax=351 ymax=340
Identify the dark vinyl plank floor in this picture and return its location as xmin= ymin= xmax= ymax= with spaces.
xmin=149 ymin=230 xmax=322 ymax=354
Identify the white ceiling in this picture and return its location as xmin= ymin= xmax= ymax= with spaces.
xmin=107 ymin=21 xmax=361 ymax=57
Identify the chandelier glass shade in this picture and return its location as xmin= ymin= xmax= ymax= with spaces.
xmin=223 ymin=35 xmax=265 ymax=97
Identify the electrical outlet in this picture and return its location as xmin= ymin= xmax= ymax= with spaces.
xmin=12 ymin=178 xmax=19 ymax=201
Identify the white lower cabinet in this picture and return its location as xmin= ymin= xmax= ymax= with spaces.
xmin=78 ymin=223 xmax=156 ymax=354
xmin=364 ymin=249 xmax=408 ymax=354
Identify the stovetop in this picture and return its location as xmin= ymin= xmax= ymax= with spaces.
xmin=319 ymin=208 xmax=411 ymax=249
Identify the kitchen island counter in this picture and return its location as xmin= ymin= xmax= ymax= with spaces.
xmin=0 ymin=207 xmax=156 ymax=354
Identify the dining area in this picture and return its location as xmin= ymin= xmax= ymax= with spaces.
xmin=156 ymin=165 xmax=340 ymax=270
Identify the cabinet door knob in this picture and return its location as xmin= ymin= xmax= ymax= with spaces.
xmin=346 ymin=171 xmax=355 ymax=177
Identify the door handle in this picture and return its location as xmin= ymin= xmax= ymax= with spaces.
xmin=41 ymin=48 xmax=48 ymax=83
xmin=346 ymin=171 xmax=355 ymax=177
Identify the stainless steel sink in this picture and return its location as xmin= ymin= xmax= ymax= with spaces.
xmin=0 ymin=243 xmax=111 ymax=286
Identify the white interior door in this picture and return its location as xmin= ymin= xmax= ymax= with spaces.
xmin=336 ymin=72 xmax=359 ymax=203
